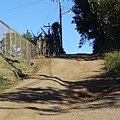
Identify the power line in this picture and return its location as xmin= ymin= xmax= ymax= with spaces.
xmin=43 ymin=1 xmax=52 ymax=25
xmin=42 ymin=2 xmax=58 ymax=27
xmin=48 ymin=5 xmax=58 ymax=23
xmin=43 ymin=0 xmax=71 ymax=27
xmin=64 ymin=39 xmax=74 ymax=53
xmin=0 ymin=0 xmax=44 ymax=13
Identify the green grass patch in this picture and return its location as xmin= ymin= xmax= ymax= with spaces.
xmin=104 ymin=51 xmax=120 ymax=72
xmin=0 ymin=76 xmax=12 ymax=93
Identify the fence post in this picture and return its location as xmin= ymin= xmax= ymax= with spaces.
xmin=26 ymin=38 xmax=28 ymax=61
xmin=4 ymin=25 xmax=6 ymax=55
xmin=15 ymin=32 xmax=17 ymax=56
xmin=20 ymin=35 xmax=21 ymax=58
xmin=10 ymin=29 xmax=11 ymax=57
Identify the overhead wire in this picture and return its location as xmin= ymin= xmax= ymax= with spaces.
xmin=48 ymin=4 xmax=58 ymax=23
xmin=42 ymin=1 xmax=58 ymax=27
xmin=0 ymin=0 xmax=44 ymax=13
xmin=42 ymin=2 xmax=59 ymax=33
xmin=61 ymin=1 xmax=74 ymax=53
xmin=43 ymin=0 xmax=74 ymax=53
xmin=43 ymin=1 xmax=52 ymax=25
xmin=0 ymin=0 xmax=74 ymax=53
xmin=64 ymin=39 xmax=74 ymax=53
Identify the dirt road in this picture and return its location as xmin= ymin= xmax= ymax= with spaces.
xmin=0 ymin=57 xmax=120 ymax=120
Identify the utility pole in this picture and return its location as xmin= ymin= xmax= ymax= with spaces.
xmin=44 ymin=23 xmax=52 ymax=56
xmin=59 ymin=0 xmax=63 ymax=54
xmin=51 ymin=0 xmax=63 ymax=54
xmin=51 ymin=0 xmax=69 ymax=54
xmin=44 ymin=23 xmax=51 ymax=35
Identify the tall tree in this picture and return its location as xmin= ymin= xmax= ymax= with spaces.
xmin=51 ymin=22 xmax=61 ymax=54
xmin=72 ymin=0 xmax=120 ymax=53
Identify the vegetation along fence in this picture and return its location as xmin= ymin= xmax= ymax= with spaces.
xmin=0 ymin=20 xmax=36 ymax=61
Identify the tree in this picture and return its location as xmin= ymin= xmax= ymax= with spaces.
xmin=23 ymin=30 xmax=32 ymax=41
xmin=51 ymin=22 xmax=61 ymax=54
xmin=72 ymin=0 xmax=120 ymax=53
xmin=22 ymin=22 xmax=65 ymax=56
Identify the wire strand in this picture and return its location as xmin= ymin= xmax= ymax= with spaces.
xmin=0 ymin=0 xmax=44 ymax=13
xmin=64 ymin=39 xmax=74 ymax=53
xmin=49 ymin=4 xmax=58 ymax=23
xmin=43 ymin=3 xmax=58 ymax=25
xmin=43 ymin=1 xmax=52 ymax=25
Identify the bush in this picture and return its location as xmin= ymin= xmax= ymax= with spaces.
xmin=104 ymin=51 xmax=120 ymax=71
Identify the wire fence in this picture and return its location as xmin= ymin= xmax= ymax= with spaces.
xmin=0 ymin=20 xmax=36 ymax=61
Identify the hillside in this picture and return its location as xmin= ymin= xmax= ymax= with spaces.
xmin=0 ymin=54 xmax=45 ymax=92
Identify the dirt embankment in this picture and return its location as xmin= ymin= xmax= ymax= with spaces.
xmin=0 ymin=56 xmax=120 ymax=120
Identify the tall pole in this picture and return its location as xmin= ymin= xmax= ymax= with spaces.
xmin=59 ymin=0 xmax=63 ymax=54
xmin=51 ymin=0 xmax=63 ymax=54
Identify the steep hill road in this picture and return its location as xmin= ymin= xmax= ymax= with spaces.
xmin=0 ymin=55 xmax=120 ymax=120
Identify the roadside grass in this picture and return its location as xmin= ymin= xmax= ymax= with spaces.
xmin=0 ymin=54 xmax=46 ymax=93
xmin=0 ymin=76 xmax=12 ymax=93
xmin=104 ymin=51 xmax=120 ymax=72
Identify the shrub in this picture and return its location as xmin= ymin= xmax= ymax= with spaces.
xmin=104 ymin=51 xmax=120 ymax=71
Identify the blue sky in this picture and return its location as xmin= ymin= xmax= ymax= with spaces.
xmin=0 ymin=0 xmax=93 ymax=54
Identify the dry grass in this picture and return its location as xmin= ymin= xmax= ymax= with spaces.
xmin=0 ymin=54 xmax=46 ymax=92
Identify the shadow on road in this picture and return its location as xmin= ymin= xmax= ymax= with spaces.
xmin=0 ymin=72 xmax=120 ymax=115
xmin=55 ymin=54 xmax=103 ymax=61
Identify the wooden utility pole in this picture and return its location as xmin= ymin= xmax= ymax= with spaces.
xmin=51 ymin=0 xmax=69 ymax=54
xmin=51 ymin=0 xmax=63 ymax=54
xmin=44 ymin=23 xmax=51 ymax=35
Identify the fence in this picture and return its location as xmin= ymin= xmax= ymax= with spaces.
xmin=0 ymin=20 xmax=36 ymax=61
